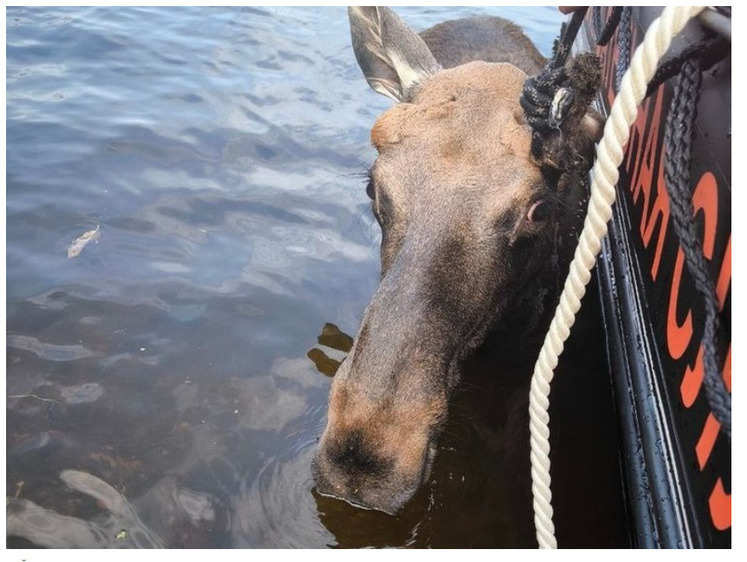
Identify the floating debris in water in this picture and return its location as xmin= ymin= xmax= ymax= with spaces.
xmin=67 ymin=225 xmax=100 ymax=258
xmin=10 ymin=431 xmax=64 ymax=456
xmin=7 ymin=334 xmax=93 ymax=361
xmin=59 ymin=382 xmax=104 ymax=404
xmin=318 ymin=322 xmax=354 ymax=352
xmin=115 ymin=529 xmax=128 ymax=541
xmin=7 ymin=393 xmax=60 ymax=405
xmin=307 ymin=347 xmax=342 ymax=377
xmin=307 ymin=322 xmax=352 ymax=377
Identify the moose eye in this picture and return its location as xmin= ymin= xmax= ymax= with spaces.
xmin=527 ymin=199 xmax=551 ymax=223
xmin=372 ymin=196 xmax=390 ymax=226
xmin=366 ymin=179 xmax=375 ymax=200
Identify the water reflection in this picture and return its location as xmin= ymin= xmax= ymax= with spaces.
xmin=306 ymin=322 xmax=351 ymax=377
xmin=7 ymin=470 xmax=221 ymax=548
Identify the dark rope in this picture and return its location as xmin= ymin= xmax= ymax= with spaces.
xmin=521 ymin=7 xmax=590 ymax=159
xmin=520 ymin=66 xmax=567 ymax=133
xmin=615 ymin=7 xmax=632 ymax=92
xmin=596 ymin=7 xmax=624 ymax=46
xmin=551 ymin=7 xmax=589 ymax=69
xmin=589 ymin=6 xmax=631 ymax=93
xmin=663 ymin=57 xmax=731 ymax=438
xmin=646 ymin=37 xmax=730 ymax=99
xmin=592 ymin=7 xmax=603 ymax=41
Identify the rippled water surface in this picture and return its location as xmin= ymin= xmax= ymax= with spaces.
xmin=6 ymin=6 xmax=629 ymax=548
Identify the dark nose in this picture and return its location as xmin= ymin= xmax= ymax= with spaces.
xmin=313 ymin=430 xmax=409 ymax=514
xmin=328 ymin=430 xmax=392 ymax=479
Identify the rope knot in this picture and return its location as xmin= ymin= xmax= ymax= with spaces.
xmin=521 ymin=53 xmax=603 ymax=172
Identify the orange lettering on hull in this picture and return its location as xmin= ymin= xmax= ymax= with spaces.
xmin=594 ymin=12 xmax=731 ymax=535
xmin=666 ymin=172 xmax=718 ymax=360
xmin=679 ymin=237 xmax=730 ymax=406
xmin=681 ymin=346 xmax=704 ymax=408
xmin=709 ymin=478 xmax=731 ymax=531
xmin=662 ymin=171 xmax=730 ymax=533
xmin=706 ymin=347 xmax=731 ymax=531
xmin=693 ymin=345 xmax=731 ymax=471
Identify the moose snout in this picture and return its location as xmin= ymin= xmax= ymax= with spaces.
xmin=312 ymin=357 xmax=445 ymax=514
xmin=312 ymin=428 xmax=431 ymax=514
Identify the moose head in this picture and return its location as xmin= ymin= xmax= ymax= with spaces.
xmin=313 ymin=7 xmax=600 ymax=514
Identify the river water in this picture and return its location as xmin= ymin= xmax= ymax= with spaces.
xmin=6 ymin=6 xmax=628 ymax=548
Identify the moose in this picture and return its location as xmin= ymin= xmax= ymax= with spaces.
xmin=312 ymin=7 xmax=601 ymax=515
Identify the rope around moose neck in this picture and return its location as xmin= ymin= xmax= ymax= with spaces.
xmin=521 ymin=6 xmax=716 ymax=549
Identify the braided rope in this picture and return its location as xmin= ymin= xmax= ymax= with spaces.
xmin=521 ymin=8 xmax=586 ymax=136
xmin=529 ymin=6 xmax=706 ymax=549
xmin=592 ymin=7 xmax=603 ymax=41
xmin=663 ymin=57 xmax=731 ymax=437
xmin=596 ymin=7 xmax=623 ymax=47
xmin=615 ymin=7 xmax=632 ymax=92
xmin=645 ymin=37 xmax=730 ymax=99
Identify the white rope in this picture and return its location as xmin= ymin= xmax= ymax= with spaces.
xmin=529 ymin=6 xmax=706 ymax=549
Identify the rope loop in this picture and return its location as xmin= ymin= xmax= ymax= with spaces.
xmin=646 ymin=36 xmax=730 ymax=98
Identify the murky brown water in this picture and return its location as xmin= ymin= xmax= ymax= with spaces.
xmin=6 ymin=6 xmax=628 ymax=548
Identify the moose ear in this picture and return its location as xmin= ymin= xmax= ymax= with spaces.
xmin=348 ymin=6 xmax=442 ymax=102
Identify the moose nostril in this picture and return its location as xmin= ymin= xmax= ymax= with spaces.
xmin=329 ymin=430 xmax=391 ymax=478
